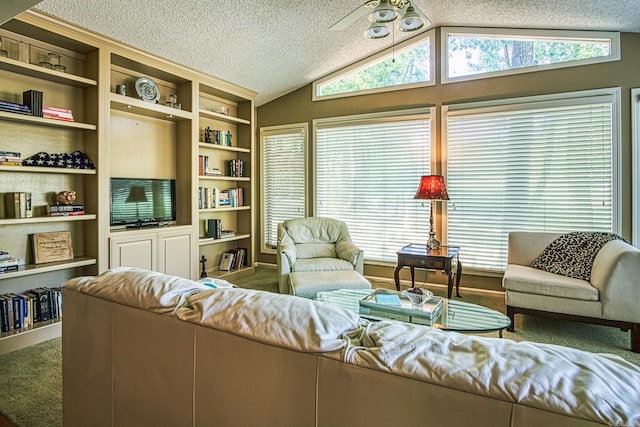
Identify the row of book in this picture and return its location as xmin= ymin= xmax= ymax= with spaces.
xmin=0 ymin=287 xmax=62 ymax=333
xmin=218 ymin=248 xmax=246 ymax=271
xmin=204 ymin=127 xmax=232 ymax=146
xmin=0 ymin=150 xmax=22 ymax=166
xmin=46 ymin=204 xmax=85 ymax=217
xmin=197 ymin=156 xmax=245 ymax=178
xmin=227 ymin=159 xmax=244 ymax=177
xmin=198 ymin=187 xmax=244 ymax=209
xmin=23 ymin=89 xmax=43 ymax=117
xmin=3 ymin=192 xmax=32 ymax=218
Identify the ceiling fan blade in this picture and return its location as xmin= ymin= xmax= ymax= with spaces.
xmin=330 ymin=1 xmax=377 ymax=31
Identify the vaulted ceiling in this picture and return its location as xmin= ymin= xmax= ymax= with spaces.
xmin=23 ymin=0 xmax=640 ymax=105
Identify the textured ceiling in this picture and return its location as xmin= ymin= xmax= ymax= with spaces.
xmin=32 ymin=0 xmax=640 ymax=106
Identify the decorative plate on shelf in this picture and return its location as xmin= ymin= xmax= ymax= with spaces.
xmin=135 ymin=77 xmax=160 ymax=103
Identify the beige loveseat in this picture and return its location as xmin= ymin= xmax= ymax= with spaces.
xmin=502 ymin=231 xmax=640 ymax=353
xmin=63 ymin=268 xmax=640 ymax=427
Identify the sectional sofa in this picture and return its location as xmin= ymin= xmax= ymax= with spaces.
xmin=62 ymin=268 xmax=640 ymax=426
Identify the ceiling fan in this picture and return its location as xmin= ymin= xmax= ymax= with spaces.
xmin=330 ymin=0 xmax=430 ymax=39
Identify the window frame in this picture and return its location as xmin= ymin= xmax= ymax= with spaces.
xmin=632 ymin=88 xmax=640 ymax=247
xmin=260 ymin=122 xmax=309 ymax=254
xmin=442 ymin=87 xmax=622 ymax=273
xmin=441 ymin=27 xmax=621 ymax=84
xmin=313 ymin=30 xmax=435 ymax=102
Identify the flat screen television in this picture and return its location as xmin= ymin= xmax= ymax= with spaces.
xmin=110 ymin=178 xmax=176 ymax=227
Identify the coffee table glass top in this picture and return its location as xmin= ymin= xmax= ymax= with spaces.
xmin=315 ymin=288 xmax=511 ymax=335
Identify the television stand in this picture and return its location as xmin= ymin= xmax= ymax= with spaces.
xmin=126 ymin=221 xmax=160 ymax=229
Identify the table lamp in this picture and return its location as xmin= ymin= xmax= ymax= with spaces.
xmin=414 ymin=175 xmax=450 ymax=250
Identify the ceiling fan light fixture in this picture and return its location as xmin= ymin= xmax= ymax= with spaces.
xmin=370 ymin=0 xmax=397 ymax=23
xmin=398 ymin=6 xmax=425 ymax=32
xmin=365 ymin=22 xmax=390 ymax=39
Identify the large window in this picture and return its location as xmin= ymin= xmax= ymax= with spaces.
xmin=260 ymin=124 xmax=307 ymax=251
xmin=632 ymin=88 xmax=640 ymax=247
xmin=445 ymin=89 xmax=620 ymax=271
xmin=313 ymin=31 xmax=434 ymax=101
xmin=314 ymin=109 xmax=434 ymax=262
xmin=442 ymin=27 xmax=620 ymax=84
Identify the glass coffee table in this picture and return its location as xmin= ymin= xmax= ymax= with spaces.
xmin=315 ymin=288 xmax=512 ymax=337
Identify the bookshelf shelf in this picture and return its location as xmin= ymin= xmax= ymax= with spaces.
xmin=0 ymin=214 xmax=96 ymax=225
xmin=199 ymin=206 xmax=250 ymax=213
xmin=198 ymin=175 xmax=250 ymax=182
xmin=0 ymin=165 xmax=96 ymax=174
xmin=198 ymin=234 xmax=251 ymax=246
xmin=0 ymin=257 xmax=96 ymax=281
xmin=198 ymin=142 xmax=250 ymax=153
xmin=0 ymin=111 xmax=96 ymax=129
xmin=199 ymin=109 xmax=250 ymax=125
xmin=0 ymin=56 xmax=98 ymax=87
xmin=110 ymin=93 xmax=193 ymax=122
xmin=0 ymin=319 xmax=62 ymax=356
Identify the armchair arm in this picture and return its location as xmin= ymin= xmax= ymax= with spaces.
xmin=591 ymin=240 xmax=640 ymax=323
xmin=336 ymin=241 xmax=364 ymax=274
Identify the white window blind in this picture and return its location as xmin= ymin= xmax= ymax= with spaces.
xmin=261 ymin=125 xmax=306 ymax=249
xmin=446 ymin=92 xmax=616 ymax=271
xmin=315 ymin=111 xmax=432 ymax=263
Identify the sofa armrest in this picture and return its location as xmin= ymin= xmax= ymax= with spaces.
xmin=335 ymin=241 xmax=364 ymax=274
xmin=591 ymin=240 xmax=640 ymax=323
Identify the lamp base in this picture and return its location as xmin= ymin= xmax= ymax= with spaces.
xmin=426 ymin=231 xmax=441 ymax=250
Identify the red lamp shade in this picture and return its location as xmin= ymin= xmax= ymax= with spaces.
xmin=413 ymin=175 xmax=450 ymax=201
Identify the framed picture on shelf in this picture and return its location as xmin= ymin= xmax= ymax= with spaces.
xmin=31 ymin=231 xmax=74 ymax=264
xmin=218 ymin=252 xmax=234 ymax=271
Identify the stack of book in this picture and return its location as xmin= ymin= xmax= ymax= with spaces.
xmin=220 ymin=229 xmax=235 ymax=239
xmin=0 ymin=100 xmax=31 ymax=115
xmin=3 ymin=192 xmax=32 ymax=218
xmin=0 ymin=251 xmax=21 ymax=273
xmin=22 ymin=89 xmax=43 ymax=117
xmin=43 ymin=105 xmax=74 ymax=122
xmin=0 ymin=150 xmax=22 ymax=166
xmin=0 ymin=287 xmax=63 ymax=333
xmin=46 ymin=204 xmax=85 ymax=216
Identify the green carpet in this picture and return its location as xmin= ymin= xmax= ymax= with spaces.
xmin=0 ymin=267 xmax=638 ymax=426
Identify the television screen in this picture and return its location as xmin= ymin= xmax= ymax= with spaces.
xmin=110 ymin=178 xmax=176 ymax=226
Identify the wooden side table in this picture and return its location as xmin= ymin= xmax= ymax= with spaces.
xmin=393 ymin=244 xmax=462 ymax=299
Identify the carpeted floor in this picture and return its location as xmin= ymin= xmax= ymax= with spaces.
xmin=0 ymin=267 xmax=638 ymax=426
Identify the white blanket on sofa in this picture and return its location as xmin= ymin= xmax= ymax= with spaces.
xmin=343 ymin=320 xmax=640 ymax=425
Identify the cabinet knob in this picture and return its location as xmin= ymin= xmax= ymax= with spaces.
xmin=420 ymin=260 xmax=425 ymax=265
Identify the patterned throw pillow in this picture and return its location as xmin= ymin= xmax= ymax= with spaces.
xmin=531 ymin=232 xmax=626 ymax=281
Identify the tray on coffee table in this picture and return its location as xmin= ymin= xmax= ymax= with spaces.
xmin=358 ymin=289 xmax=444 ymax=325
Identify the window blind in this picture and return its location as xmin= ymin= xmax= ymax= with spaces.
xmin=315 ymin=112 xmax=431 ymax=262
xmin=261 ymin=125 xmax=306 ymax=249
xmin=446 ymin=94 xmax=615 ymax=271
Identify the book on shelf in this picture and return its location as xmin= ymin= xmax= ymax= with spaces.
xmin=0 ymin=251 xmax=11 ymax=261
xmin=207 ymin=218 xmax=222 ymax=239
xmin=0 ymin=101 xmax=31 ymax=115
xmin=48 ymin=211 xmax=86 ymax=217
xmin=43 ymin=105 xmax=74 ymax=122
xmin=219 ymin=229 xmax=235 ymax=239
xmin=3 ymin=192 xmax=32 ymax=219
xmin=47 ymin=204 xmax=84 ymax=213
xmin=22 ymin=89 xmax=43 ymax=117
xmin=0 ymin=161 xmax=23 ymax=166
xmin=0 ymin=151 xmax=21 ymax=158
xmin=227 ymin=159 xmax=244 ymax=177
xmin=218 ymin=252 xmax=234 ymax=271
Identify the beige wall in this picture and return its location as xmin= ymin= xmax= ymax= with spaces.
xmin=256 ymin=30 xmax=640 ymax=291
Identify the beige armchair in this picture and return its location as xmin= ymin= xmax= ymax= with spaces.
xmin=277 ymin=217 xmax=364 ymax=295
xmin=502 ymin=231 xmax=640 ymax=352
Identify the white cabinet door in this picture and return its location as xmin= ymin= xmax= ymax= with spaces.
xmin=158 ymin=230 xmax=195 ymax=279
xmin=109 ymin=233 xmax=157 ymax=271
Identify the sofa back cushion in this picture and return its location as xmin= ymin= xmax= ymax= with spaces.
xmin=178 ymin=287 xmax=364 ymax=354
xmin=63 ymin=267 xmax=211 ymax=315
